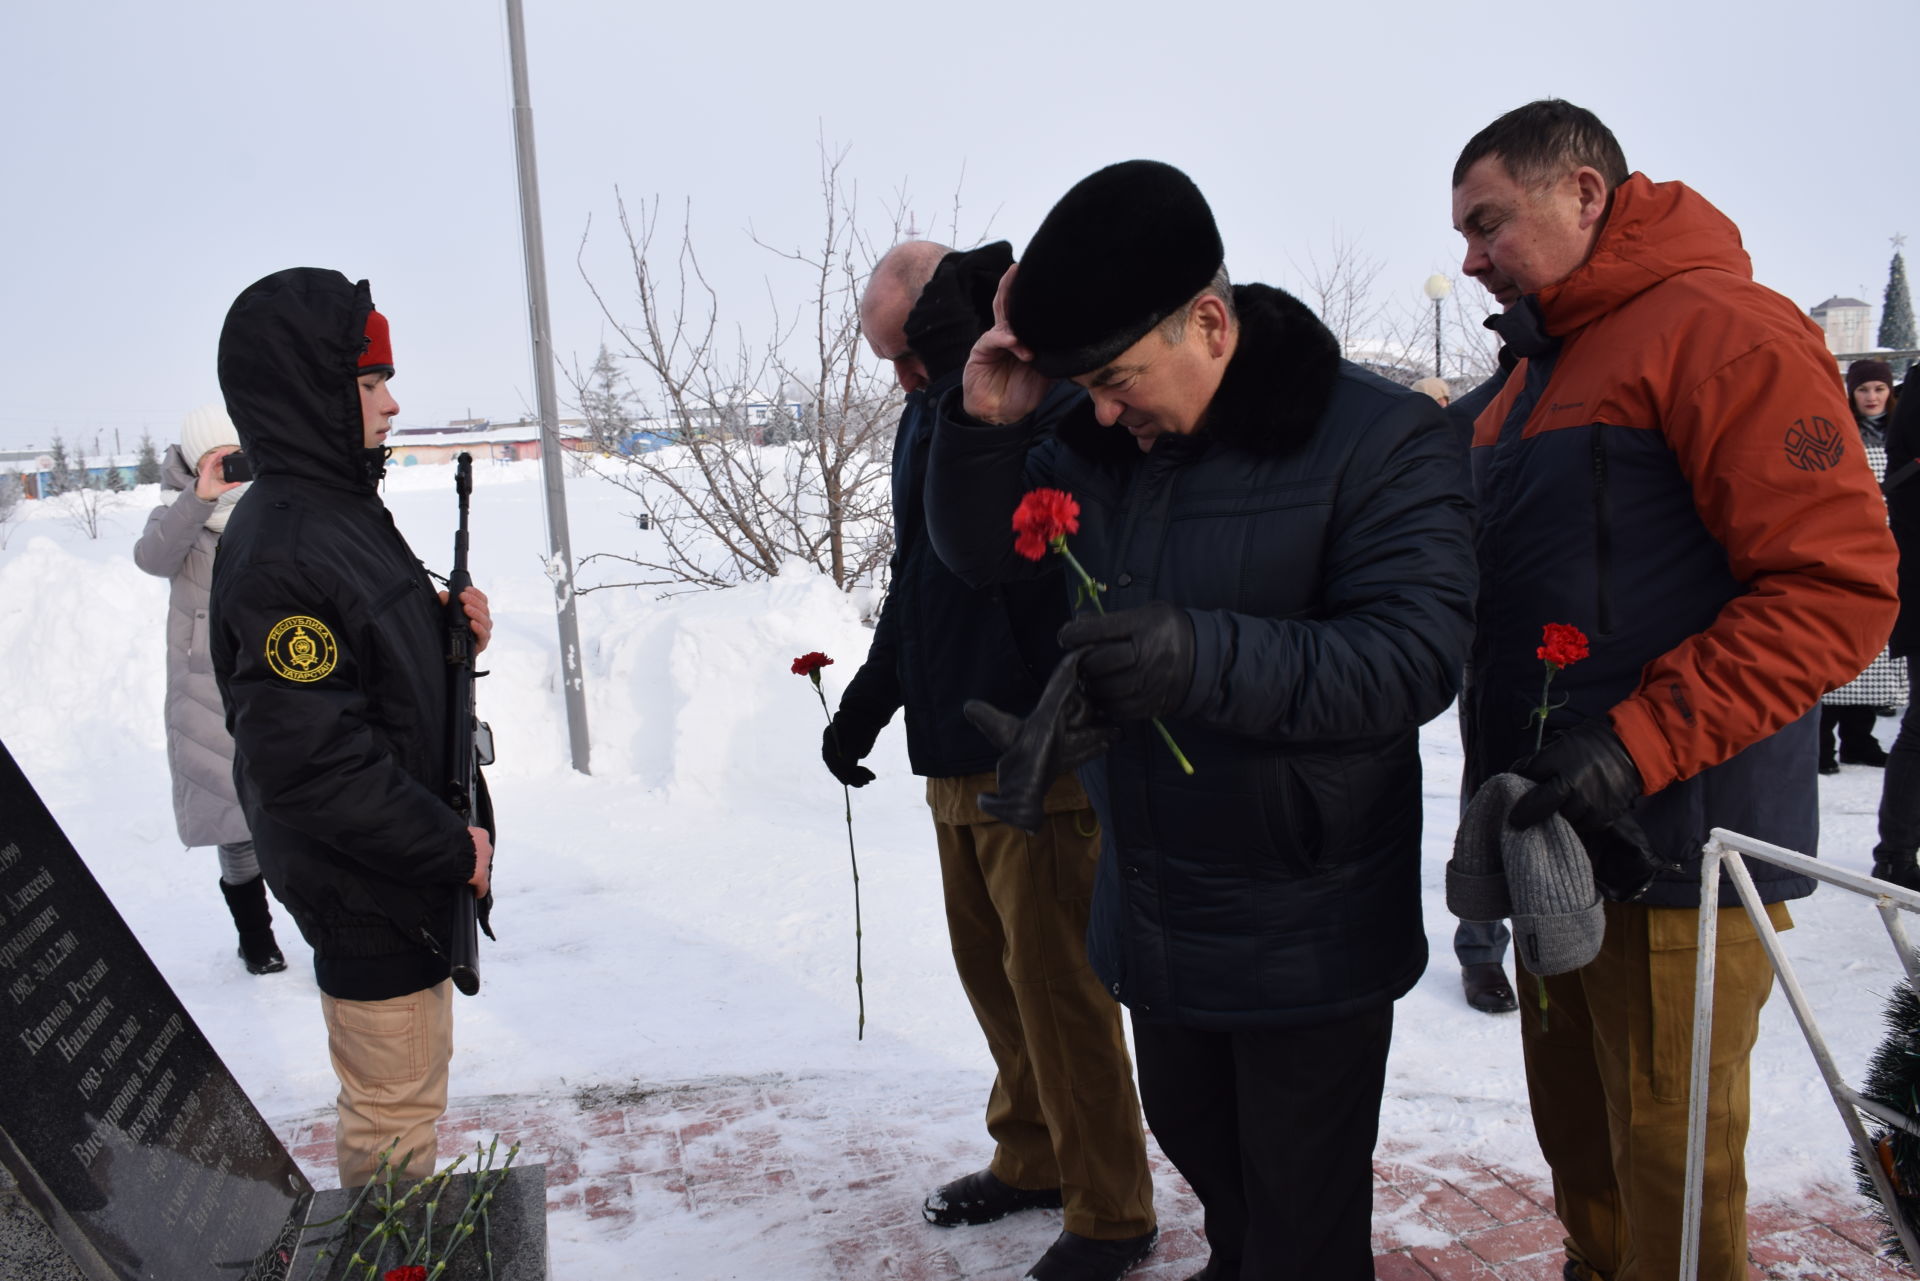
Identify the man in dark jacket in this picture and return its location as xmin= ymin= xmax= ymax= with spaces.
xmin=1449 ymin=101 xmax=1898 ymax=1281
xmin=927 ymin=161 xmax=1477 ymax=1281
xmin=1874 ymin=369 xmax=1920 ymax=887
xmin=826 ymin=240 xmax=1156 ymax=1281
xmin=210 ymin=268 xmax=494 ymax=1188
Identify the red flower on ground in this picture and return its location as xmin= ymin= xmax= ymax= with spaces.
xmin=1012 ymin=488 xmax=1082 ymax=562
xmin=383 ymin=1268 xmax=427 ymax=1281
xmin=1536 ymin=623 xmax=1590 ymax=669
xmin=790 ymin=651 xmax=834 ymax=678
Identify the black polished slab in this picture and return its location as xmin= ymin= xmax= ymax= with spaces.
xmin=0 ymin=737 xmax=311 ymax=1280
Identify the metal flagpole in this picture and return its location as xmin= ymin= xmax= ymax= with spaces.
xmin=503 ymin=0 xmax=591 ymax=773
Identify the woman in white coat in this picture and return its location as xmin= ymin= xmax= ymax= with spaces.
xmin=133 ymin=404 xmax=286 ymax=973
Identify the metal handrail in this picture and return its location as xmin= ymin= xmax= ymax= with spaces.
xmin=1680 ymin=829 xmax=1920 ymax=1280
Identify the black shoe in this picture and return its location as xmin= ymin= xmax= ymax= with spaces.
xmin=1564 ymin=1261 xmax=1607 ymax=1280
xmin=219 ymin=877 xmax=288 ymax=975
xmin=1462 ymin=962 xmax=1518 ymax=1014
xmin=922 ymin=1169 xmax=1062 ymax=1227
xmin=1819 ymin=758 xmax=1842 ymax=775
xmin=1024 ymin=1229 xmax=1157 ymax=1281
xmin=1842 ymin=743 xmax=1890 ymax=767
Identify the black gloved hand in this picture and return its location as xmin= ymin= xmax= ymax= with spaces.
xmin=965 ymin=649 xmax=1119 ymax=833
xmin=1057 ymin=601 xmax=1196 ymax=724
xmin=822 ymin=715 xmax=881 ymax=788
xmin=1508 ymin=719 xmax=1644 ymax=832
xmin=1583 ymin=813 xmax=1668 ymax=903
xmin=905 ymin=241 xmax=1014 ymax=383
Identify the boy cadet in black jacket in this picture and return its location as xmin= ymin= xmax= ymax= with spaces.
xmin=928 ymin=162 xmax=1477 ymax=1281
xmin=210 ymin=268 xmax=494 ymax=1188
xmin=825 ymin=241 xmax=1156 ymax=1281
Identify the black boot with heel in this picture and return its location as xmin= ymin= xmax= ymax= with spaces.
xmin=218 ymin=876 xmax=287 ymax=975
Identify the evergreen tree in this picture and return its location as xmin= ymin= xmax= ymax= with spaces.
xmin=45 ymin=435 xmax=75 ymax=496
xmin=578 ymin=345 xmax=640 ymax=454
xmin=103 ymin=461 xmax=127 ymax=493
xmin=1881 ymin=251 xmax=1916 ymax=351
xmin=135 ymin=432 xmax=161 ymax=486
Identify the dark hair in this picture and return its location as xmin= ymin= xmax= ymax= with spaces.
xmin=1452 ymin=99 xmax=1629 ymax=192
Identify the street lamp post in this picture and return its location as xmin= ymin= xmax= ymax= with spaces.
xmin=1423 ymin=273 xmax=1452 ymax=381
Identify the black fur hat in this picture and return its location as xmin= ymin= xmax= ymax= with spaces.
xmin=1009 ymin=160 xmax=1224 ymax=378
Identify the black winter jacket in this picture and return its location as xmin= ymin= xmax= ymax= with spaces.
xmin=1888 ymin=378 xmax=1920 ymax=659
xmin=210 ymin=269 xmax=475 ymax=1001
xmin=927 ymin=284 xmax=1478 ymax=1028
xmin=836 ymin=372 xmax=1076 ymax=777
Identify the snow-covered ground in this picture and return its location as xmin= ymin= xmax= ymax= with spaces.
xmin=0 ymin=460 xmax=1903 ymax=1269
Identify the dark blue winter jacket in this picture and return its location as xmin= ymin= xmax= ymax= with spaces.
xmin=833 ymin=371 xmax=1078 ymax=777
xmin=928 ymin=284 xmax=1478 ymax=1029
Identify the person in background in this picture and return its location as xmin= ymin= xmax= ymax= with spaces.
xmin=1875 ymin=364 xmax=1920 ymax=887
xmin=1820 ymin=360 xmax=1903 ymax=773
xmin=133 ymin=403 xmax=286 ymax=975
xmin=1417 ymin=369 xmax=1523 ymax=1015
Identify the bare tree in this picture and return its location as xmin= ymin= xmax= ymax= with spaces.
xmin=1293 ymin=234 xmax=1389 ymax=360
xmin=571 ymin=141 xmax=902 ymax=594
xmin=57 ymin=477 xmax=120 ymax=540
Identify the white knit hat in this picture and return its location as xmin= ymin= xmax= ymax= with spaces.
xmin=179 ymin=404 xmax=239 ymax=467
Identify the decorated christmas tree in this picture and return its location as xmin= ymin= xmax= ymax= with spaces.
xmin=1880 ymin=248 xmax=1915 ymax=352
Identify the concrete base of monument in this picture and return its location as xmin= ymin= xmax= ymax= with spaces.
xmin=0 ymin=1166 xmax=85 ymax=1281
xmin=286 ymin=1164 xmax=549 ymax=1281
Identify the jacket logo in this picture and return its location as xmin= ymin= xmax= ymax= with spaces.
xmin=265 ymin=616 xmax=339 ymax=683
xmin=1784 ymin=417 xmax=1846 ymax=471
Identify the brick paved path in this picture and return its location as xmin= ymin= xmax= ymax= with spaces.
xmin=275 ymin=1076 xmax=1909 ymax=1280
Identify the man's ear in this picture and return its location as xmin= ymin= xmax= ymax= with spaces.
xmin=1192 ymin=294 xmax=1234 ymax=358
xmin=1573 ymin=166 xmax=1611 ymax=233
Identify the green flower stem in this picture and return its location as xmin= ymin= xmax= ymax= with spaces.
xmin=812 ymin=675 xmax=866 ymax=1041
xmin=1534 ymin=661 xmax=1555 ymax=751
xmin=1054 ymin=541 xmax=1195 ymax=776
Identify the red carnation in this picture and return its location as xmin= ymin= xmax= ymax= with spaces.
xmin=791 ymin=651 xmax=834 ymax=679
xmin=1529 ymin=622 xmax=1590 ymax=750
xmin=1012 ymin=488 xmax=1082 ymax=562
xmin=1536 ymin=623 xmax=1589 ymax=670
xmin=383 ymin=1268 xmax=427 ymax=1281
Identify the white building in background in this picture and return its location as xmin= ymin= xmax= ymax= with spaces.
xmin=1810 ymin=296 xmax=1874 ymax=354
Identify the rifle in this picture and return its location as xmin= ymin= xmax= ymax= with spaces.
xmin=445 ymin=452 xmax=494 ymax=996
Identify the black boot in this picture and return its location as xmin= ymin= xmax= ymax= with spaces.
xmin=219 ymin=877 xmax=287 ymax=974
xmin=923 ymin=1169 xmax=1062 ymax=1227
xmin=1024 ymin=1228 xmax=1157 ymax=1281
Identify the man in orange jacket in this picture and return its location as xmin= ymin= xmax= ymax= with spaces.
xmin=1449 ymin=100 xmax=1897 ymax=1281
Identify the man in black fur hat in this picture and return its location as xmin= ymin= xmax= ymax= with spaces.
xmin=925 ymin=161 xmax=1478 ymax=1280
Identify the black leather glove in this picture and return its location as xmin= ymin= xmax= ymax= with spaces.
xmin=821 ymin=714 xmax=882 ymax=788
xmin=965 ymin=649 xmax=1119 ymax=833
xmin=1057 ymin=602 xmax=1196 ymax=724
xmin=1508 ymin=719 xmax=1643 ymax=832
xmin=904 ymin=241 xmax=1013 ymax=383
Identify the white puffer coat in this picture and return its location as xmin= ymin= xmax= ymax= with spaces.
xmin=133 ymin=443 xmax=250 ymax=846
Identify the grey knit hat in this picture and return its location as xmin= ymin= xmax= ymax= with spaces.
xmin=1448 ymin=772 xmax=1604 ymax=976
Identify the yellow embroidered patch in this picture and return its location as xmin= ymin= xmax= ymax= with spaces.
xmin=264 ymin=616 xmax=339 ymax=682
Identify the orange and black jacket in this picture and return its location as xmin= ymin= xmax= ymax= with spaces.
xmin=1464 ymin=175 xmax=1898 ymax=906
